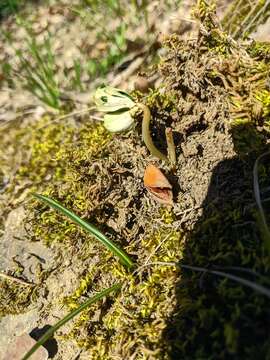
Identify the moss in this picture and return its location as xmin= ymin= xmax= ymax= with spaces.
xmin=0 ymin=108 xmax=184 ymax=358
xmin=0 ymin=116 xmax=112 ymax=317
xmin=255 ymin=89 xmax=270 ymax=133
xmin=0 ymin=280 xmax=34 ymax=316
xmin=159 ymin=208 xmax=176 ymax=225
xmin=247 ymin=41 xmax=270 ymax=61
xmin=60 ymin=226 xmax=183 ymax=358
xmin=23 ymin=119 xmax=111 ymax=247
xmin=231 ymin=118 xmax=265 ymax=154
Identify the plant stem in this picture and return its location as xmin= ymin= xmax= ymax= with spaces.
xmin=0 ymin=271 xmax=34 ymax=286
xmin=138 ymin=103 xmax=168 ymax=161
xmin=165 ymin=127 xmax=176 ymax=165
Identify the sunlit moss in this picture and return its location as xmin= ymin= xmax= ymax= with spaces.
xmin=248 ymin=41 xmax=270 ymax=61
xmin=59 ymin=223 xmax=183 ymax=358
xmin=0 ymin=280 xmax=34 ymax=316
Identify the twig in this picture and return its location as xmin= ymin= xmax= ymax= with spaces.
xmin=144 ymin=233 xmax=171 ymax=265
xmin=111 ymin=57 xmax=144 ymax=88
xmin=175 ymin=205 xmax=201 ymax=216
xmin=0 ymin=271 xmax=34 ymax=286
xmin=36 ymin=106 xmax=96 ymax=130
xmin=132 ymin=261 xmax=176 ymax=276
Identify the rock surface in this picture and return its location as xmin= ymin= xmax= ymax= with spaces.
xmin=2 ymin=333 xmax=48 ymax=360
xmin=0 ymin=317 xmax=47 ymax=360
xmin=0 ymin=206 xmax=53 ymax=283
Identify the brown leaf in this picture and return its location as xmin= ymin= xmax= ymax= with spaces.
xmin=144 ymin=164 xmax=173 ymax=205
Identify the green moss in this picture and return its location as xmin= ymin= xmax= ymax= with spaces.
xmin=59 ymin=226 xmax=183 ymax=358
xmin=247 ymin=41 xmax=270 ymax=61
xmin=0 ymin=116 xmax=112 ymax=317
xmin=0 ymin=280 xmax=34 ymax=316
xmin=255 ymin=89 xmax=270 ymax=132
xmin=231 ymin=118 xmax=265 ymax=155
xmin=0 ymin=110 xmax=185 ymax=358
xmin=20 ymin=119 xmax=112 ymax=247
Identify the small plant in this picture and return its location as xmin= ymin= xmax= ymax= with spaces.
xmin=1 ymin=62 xmax=13 ymax=87
xmin=73 ymin=5 xmax=127 ymax=78
xmin=70 ymin=60 xmax=84 ymax=92
xmin=94 ymin=85 xmax=168 ymax=161
xmin=6 ymin=18 xmax=61 ymax=108
xmin=87 ymin=26 xmax=127 ymax=77
xmin=0 ymin=0 xmax=20 ymax=19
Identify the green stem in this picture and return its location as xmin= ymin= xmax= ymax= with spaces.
xmin=138 ymin=103 xmax=168 ymax=161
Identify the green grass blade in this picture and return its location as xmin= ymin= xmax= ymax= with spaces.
xmin=181 ymin=264 xmax=270 ymax=298
xmin=21 ymin=283 xmax=121 ymax=360
xmin=33 ymin=193 xmax=134 ymax=268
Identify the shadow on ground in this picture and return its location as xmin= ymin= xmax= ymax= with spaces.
xmin=161 ymin=131 xmax=270 ymax=359
xmin=30 ymin=325 xmax=58 ymax=358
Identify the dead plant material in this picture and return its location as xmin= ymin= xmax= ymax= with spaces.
xmin=144 ymin=164 xmax=173 ymax=205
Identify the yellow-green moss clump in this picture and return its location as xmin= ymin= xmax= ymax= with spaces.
xmin=61 ymin=228 xmax=183 ymax=359
xmin=0 ymin=117 xmax=112 ymax=314
xmin=1 ymin=110 xmax=185 ymax=359
xmin=0 ymin=280 xmax=34 ymax=316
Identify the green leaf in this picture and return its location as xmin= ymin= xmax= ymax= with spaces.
xmin=22 ymin=283 xmax=121 ymax=360
xmin=94 ymin=85 xmax=135 ymax=112
xmin=104 ymin=110 xmax=134 ymax=132
xmin=33 ymin=193 xmax=134 ymax=269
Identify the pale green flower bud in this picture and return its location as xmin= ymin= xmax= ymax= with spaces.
xmin=94 ymin=86 xmax=135 ymax=113
xmin=104 ymin=110 xmax=134 ymax=132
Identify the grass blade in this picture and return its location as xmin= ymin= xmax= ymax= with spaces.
xmin=22 ymin=283 xmax=121 ymax=360
xmin=253 ymin=151 xmax=270 ymax=252
xmin=181 ymin=264 xmax=270 ymax=298
xmin=33 ymin=193 xmax=134 ymax=268
xmin=136 ymin=262 xmax=270 ymax=298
